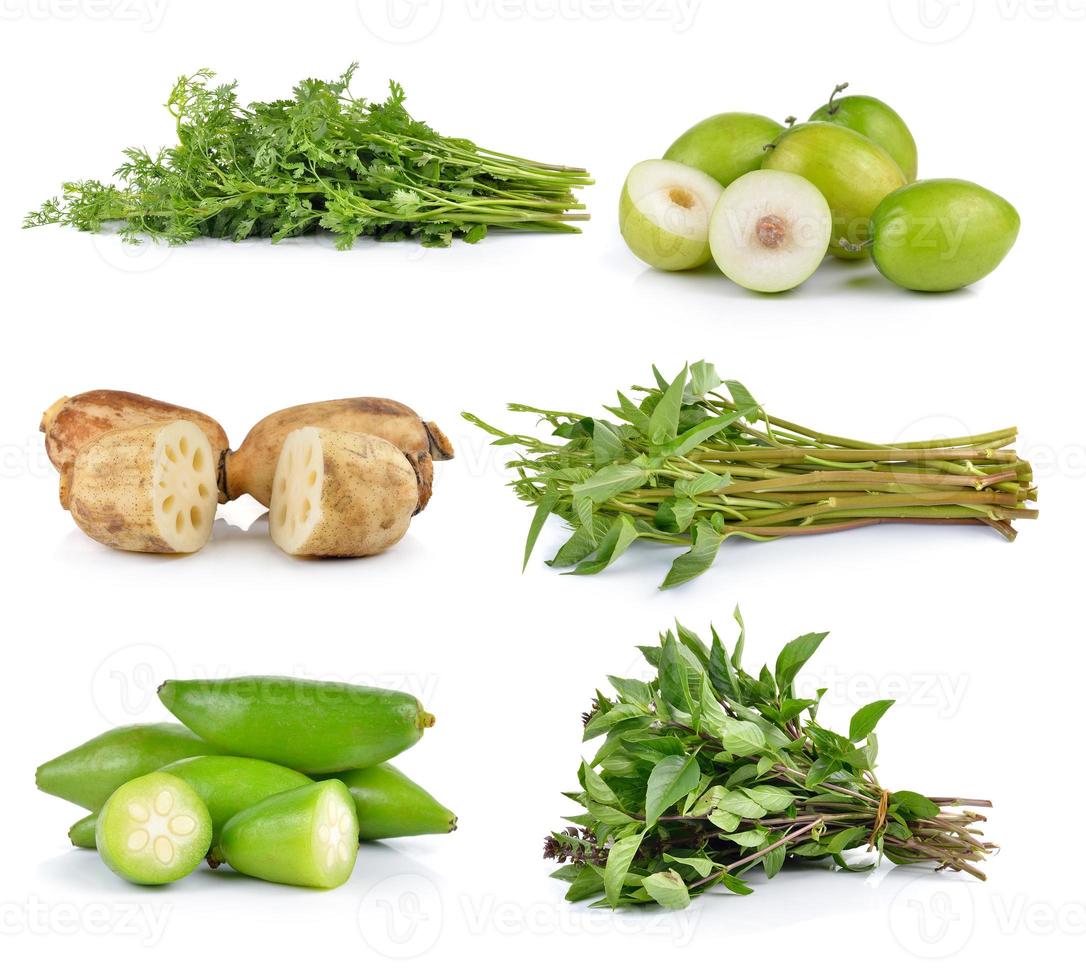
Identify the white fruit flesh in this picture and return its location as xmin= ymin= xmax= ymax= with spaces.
xmin=620 ymin=159 xmax=723 ymax=271
xmin=271 ymin=428 xmax=326 ymax=554
xmin=313 ymin=787 xmax=357 ymax=875
xmin=269 ymin=427 xmax=419 ymax=558
xmin=153 ymin=421 xmax=218 ymax=551
xmin=63 ymin=419 xmax=217 ymax=553
xmin=122 ymin=787 xmax=198 ymax=868
xmin=96 ymin=773 xmax=211 ymax=884
xmin=709 ymin=170 xmax=832 ymax=293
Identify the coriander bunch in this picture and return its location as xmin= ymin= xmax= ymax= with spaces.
xmin=25 ymin=65 xmax=592 ymax=249
xmin=546 ymin=614 xmax=995 ymax=909
xmin=466 ymin=361 xmax=1037 ymax=588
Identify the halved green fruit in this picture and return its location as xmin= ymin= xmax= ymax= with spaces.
xmin=810 ymin=83 xmax=918 ymax=182
xmin=868 ymin=179 xmax=1020 ymax=291
xmin=215 ymin=780 xmax=358 ymax=889
xmin=762 ymin=122 xmax=906 ymax=258
xmin=664 ymin=112 xmax=784 ymax=187
xmin=96 ymin=772 xmax=212 ymax=885
xmin=709 ymin=170 xmax=831 ymax=293
xmin=619 ymin=159 xmax=723 ymax=271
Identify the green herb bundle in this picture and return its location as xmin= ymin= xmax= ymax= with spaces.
xmin=545 ymin=615 xmax=995 ymax=909
xmin=466 ymin=361 xmax=1037 ymax=589
xmin=25 ymin=65 xmax=591 ymax=249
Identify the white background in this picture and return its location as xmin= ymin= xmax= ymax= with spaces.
xmin=1 ymin=0 xmax=1083 ymax=973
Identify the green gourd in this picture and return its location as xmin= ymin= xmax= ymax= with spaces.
xmin=330 ymin=763 xmax=457 ymax=840
xmin=36 ymin=723 xmax=224 ymax=811
xmin=158 ymin=676 xmax=434 ymax=773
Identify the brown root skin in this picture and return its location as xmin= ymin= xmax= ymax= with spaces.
xmin=42 ymin=390 xmax=230 ymax=504
xmin=40 ymin=395 xmax=70 ymax=434
xmin=270 ymin=429 xmax=420 ymax=558
xmin=225 ymin=397 xmax=452 ymax=510
xmin=58 ymin=465 xmax=72 ymax=511
xmin=424 ymin=421 xmax=455 ymax=461
xmin=65 ymin=421 xmax=217 ymax=554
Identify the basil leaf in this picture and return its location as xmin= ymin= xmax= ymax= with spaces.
xmin=604 ymin=830 xmax=645 ymax=908
xmin=720 ymin=719 xmax=766 ymax=757
xmin=645 ymin=754 xmax=701 ymax=828
xmin=848 ymin=699 xmax=896 ymax=742
xmin=774 ymin=632 xmax=829 ymax=694
xmin=642 ymin=870 xmax=691 ymax=909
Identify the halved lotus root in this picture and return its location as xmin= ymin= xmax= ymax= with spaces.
xmin=62 ymin=419 xmax=218 ymax=554
xmin=270 ymin=427 xmax=419 ymax=557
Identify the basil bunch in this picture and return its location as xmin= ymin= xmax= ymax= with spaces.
xmin=546 ymin=614 xmax=994 ymax=909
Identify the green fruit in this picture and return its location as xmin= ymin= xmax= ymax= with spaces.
xmin=36 ymin=723 xmax=224 ymax=811
xmin=96 ymin=772 xmax=212 ymax=885
xmin=664 ymin=112 xmax=784 ymax=187
xmin=810 ymin=83 xmax=918 ymax=182
xmin=215 ymin=780 xmax=358 ymax=889
xmin=158 ymin=676 xmax=434 ymax=773
xmin=160 ymin=755 xmax=312 ymax=838
xmin=68 ymin=812 xmax=97 ymax=849
xmin=867 ymin=179 xmax=1020 ymax=292
xmin=619 ymin=159 xmax=723 ymax=271
xmin=330 ymin=763 xmax=457 ymax=840
xmin=762 ymin=122 xmax=906 ymax=258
